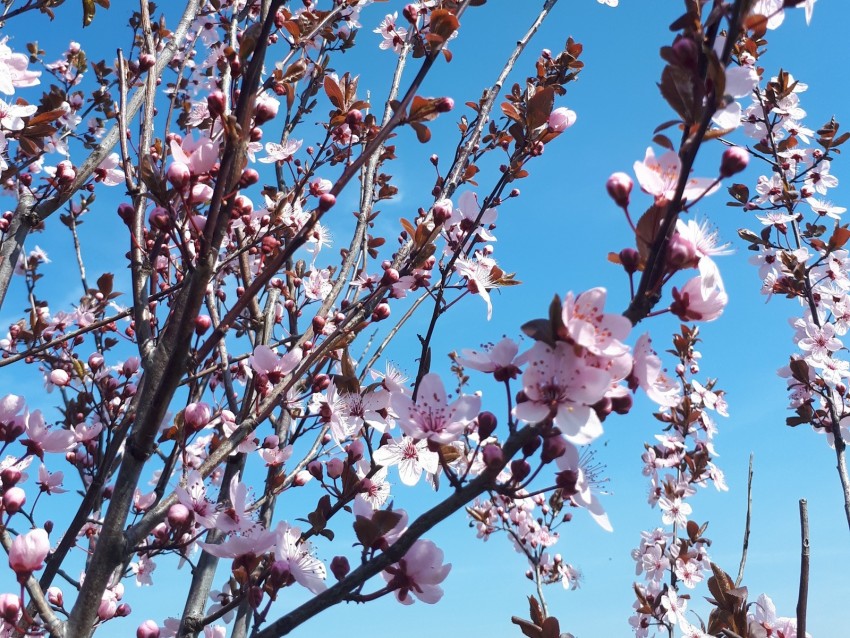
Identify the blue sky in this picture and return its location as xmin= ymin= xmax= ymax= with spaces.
xmin=2 ymin=0 xmax=850 ymax=636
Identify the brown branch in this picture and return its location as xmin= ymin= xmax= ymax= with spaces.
xmin=735 ymin=453 xmax=753 ymax=587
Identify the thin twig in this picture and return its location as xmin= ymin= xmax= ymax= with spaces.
xmin=797 ymin=498 xmax=809 ymax=638
xmin=735 ymin=453 xmax=754 ymax=587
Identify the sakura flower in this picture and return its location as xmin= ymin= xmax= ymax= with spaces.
xmin=374 ymin=13 xmax=408 ymax=53
xmin=94 ymin=153 xmax=125 ymax=186
xmin=447 ymin=191 xmax=498 ymax=242
xmin=633 ymin=147 xmax=719 ymax=203
xmin=273 ymin=522 xmax=326 ymax=594
xmin=217 ymin=476 xmax=254 ymax=534
xmin=22 ymin=410 xmax=75 ymax=457
xmin=37 ymin=464 xmax=66 ymax=494
xmin=391 ymin=373 xmax=480 ymax=444
xmin=373 ymin=435 xmax=439 ymax=486
xmin=0 ymin=99 xmax=36 ymax=131
xmin=457 ymin=337 xmax=521 ymax=381
xmin=258 ymin=139 xmax=302 ymax=163
xmin=798 ymin=320 xmax=842 ymax=362
xmin=249 ymin=345 xmax=302 ymax=384
xmin=555 ymin=439 xmax=612 ymax=531
xmin=805 ymin=159 xmax=839 ymax=195
xmin=561 ymin=287 xmax=631 ymax=357
xmin=454 ymin=255 xmax=500 ymax=320
xmin=382 ymin=539 xmax=451 ymax=605
xmin=631 ymin=334 xmax=680 ymax=407
xmin=514 ymin=342 xmax=610 ymax=444
xmin=0 ymin=38 xmax=41 ymax=94
xmin=198 ymin=525 xmax=276 ymax=559
xmin=659 ymin=496 xmax=691 ymax=527
xmin=175 ymin=470 xmax=218 ymax=528
xmin=670 ymin=276 xmax=728 ymax=322
xmin=807 ymin=196 xmax=846 ymax=220
xmin=675 ymin=218 xmax=731 ymax=293
xmin=169 ymin=132 xmax=219 ymax=176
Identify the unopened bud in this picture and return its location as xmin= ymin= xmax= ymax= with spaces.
xmin=606 ymin=172 xmax=633 ymax=208
xmin=477 ymin=411 xmax=497 ymax=439
xmin=720 ymin=146 xmax=749 ymax=178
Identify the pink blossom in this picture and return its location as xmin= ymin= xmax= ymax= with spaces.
xmin=258 ymin=139 xmax=302 ymax=163
xmin=249 ymin=345 xmax=302 ymax=384
xmin=373 ymin=435 xmax=439 ymax=486
xmin=555 ymin=439 xmax=612 ymax=531
xmin=514 ymin=342 xmax=610 ymax=444
xmin=37 ymin=464 xmax=66 ymax=494
xmin=631 ymin=334 xmax=680 ymax=407
xmin=0 ymin=38 xmax=41 ymax=94
xmin=382 ymin=539 xmax=451 ymax=604
xmin=273 ymin=522 xmax=326 ymax=594
xmin=8 ymin=528 xmax=50 ymax=578
xmin=391 ymin=373 xmax=480 ymax=444
xmin=633 ymin=147 xmax=719 ymax=203
xmin=169 ymin=133 xmax=219 ymax=176
xmin=457 ymin=337 xmax=521 ymax=381
xmin=670 ymin=276 xmax=728 ymax=322
xmin=198 ymin=525 xmax=276 ymax=559
xmin=561 ymin=287 xmax=631 ymax=357
xmin=374 ymin=13 xmax=408 ymax=52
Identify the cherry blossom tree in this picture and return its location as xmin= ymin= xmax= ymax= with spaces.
xmin=0 ymin=0 xmax=831 ymax=637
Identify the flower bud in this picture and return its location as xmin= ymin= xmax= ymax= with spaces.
xmin=619 ymin=248 xmax=640 ymax=275
xmin=167 ymin=503 xmax=192 ymax=530
xmin=47 ymin=587 xmax=63 ymax=607
xmin=184 ymin=402 xmax=211 ymax=432
xmin=194 ymin=314 xmax=212 ymax=335
xmin=720 ymin=146 xmax=749 ymax=178
xmin=330 ymin=555 xmax=350 ymax=580
xmin=0 ymin=594 xmax=20 ymax=623
xmin=137 ymin=620 xmax=161 ymax=638
xmin=371 ymin=303 xmax=391 ymax=322
xmin=318 ymin=193 xmax=336 ymax=212
xmin=606 ymin=172 xmax=633 ymax=208
xmin=3 ymin=487 xmax=26 ymax=514
xmin=166 ymin=162 xmax=191 ymax=189
xmin=510 ymin=459 xmax=531 ymax=482
xmin=476 ymin=411 xmax=497 ymax=439
xmin=540 ymin=435 xmax=567 ymax=463
xmin=207 ymin=90 xmax=226 ymax=118
xmin=307 ymin=460 xmax=323 ymax=481
xmin=239 ymin=168 xmax=259 ymax=188
xmin=482 ymin=443 xmax=504 ymax=469
xmin=666 ymin=233 xmax=698 ymax=270
xmin=347 ymin=440 xmax=364 ymax=463
xmin=522 ymin=435 xmax=541 ymax=457
xmin=138 ymin=53 xmax=156 ymax=71
xmin=435 ymin=97 xmax=454 ymax=113
xmin=326 ymin=458 xmax=344 ymax=479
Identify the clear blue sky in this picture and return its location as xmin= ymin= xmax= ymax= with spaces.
xmin=2 ymin=1 xmax=849 ymax=636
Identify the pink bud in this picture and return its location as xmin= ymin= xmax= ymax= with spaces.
xmin=47 ymin=587 xmax=63 ymax=607
xmin=167 ymin=503 xmax=192 ymax=530
xmin=435 ymin=97 xmax=454 ymax=113
xmin=371 ymin=303 xmax=391 ymax=322
xmin=166 ymin=162 xmax=191 ymax=189
xmin=318 ymin=193 xmax=336 ymax=212
xmin=207 ymin=90 xmax=226 ymax=118
xmin=138 ymin=53 xmax=156 ymax=71
xmin=547 ymin=107 xmax=576 ymax=133
xmin=346 ymin=440 xmax=364 ymax=462
xmin=330 ymin=555 xmax=350 ymax=580
xmin=137 ymin=620 xmax=161 ymax=638
xmin=88 ymin=353 xmax=104 ymax=371
xmin=48 ymin=369 xmax=70 ymax=387
xmin=3 ymin=487 xmax=26 ymax=514
xmin=477 ymin=411 xmax=497 ymax=439
xmin=8 ymin=528 xmax=50 ymax=580
xmin=307 ymin=460 xmax=323 ymax=481
xmin=0 ymin=593 xmax=20 ymax=623
xmin=194 ymin=314 xmax=212 ymax=335
xmin=720 ymin=146 xmax=749 ymax=178
xmin=253 ymin=95 xmax=279 ymax=125
xmin=606 ymin=172 xmax=633 ymax=208
xmin=510 ymin=459 xmax=531 ymax=481
xmin=326 ymin=458 xmax=344 ymax=479
xmin=482 ymin=443 xmax=504 ymax=469
xmin=540 ymin=435 xmax=567 ymax=463
xmin=184 ymin=402 xmax=211 ymax=432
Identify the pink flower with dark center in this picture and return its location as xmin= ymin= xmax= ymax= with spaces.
xmin=382 ymin=539 xmax=451 ymax=605
xmin=633 ymin=147 xmax=719 ymax=203
xmin=391 ymin=374 xmax=480 ymax=444
xmin=273 ymin=522 xmax=326 ymax=594
xmin=373 ymin=435 xmax=439 ymax=486
xmin=514 ymin=342 xmax=611 ymax=444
